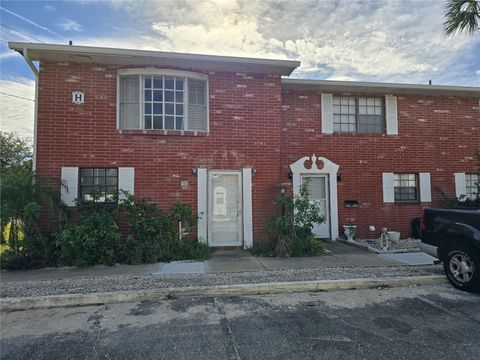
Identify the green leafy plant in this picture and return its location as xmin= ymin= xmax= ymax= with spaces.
xmin=436 ymin=148 xmax=480 ymax=208
xmin=55 ymin=193 xmax=119 ymax=267
xmin=0 ymin=132 xmax=66 ymax=269
xmin=444 ymin=0 xmax=479 ymax=37
xmin=265 ymin=181 xmax=325 ymax=257
xmin=119 ymin=192 xmax=212 ymax=264
xmin=248 ymin=242 xmax=274 ymax=257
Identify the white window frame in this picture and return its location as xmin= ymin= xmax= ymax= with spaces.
xmin=466 ymin=173 xmax=479 ymax=200
xmin=393 ymin=173 xmax=419 ymax=202
xmin=116 ymin=68 xmax=209 ymax=132
xmin=332 ymin=96 xmax=386 ymax=134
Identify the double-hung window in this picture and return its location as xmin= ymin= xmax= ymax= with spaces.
xmin=118 ymin=70 xmax=208 ymax=131
xmin=466 ymin=173 xmax=479 ymax=200
xmin=333 ymin=97 xmax=385 ymax=133
xmin=394 ymin=173 xmax=418 ymax=202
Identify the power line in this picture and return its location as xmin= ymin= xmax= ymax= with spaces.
xmin=0 ymin=92 xmax=35 ymax=102
xmin=0 ymin=6 xmax=65 ymax=40
xmin=1 ymin=24 xmax=45 ymax=43
xmin=1 ymin=27 xmax=34 ymax=43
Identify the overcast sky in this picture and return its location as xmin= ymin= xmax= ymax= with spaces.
xmin=1 ymin=0 xmax=479 ymax=139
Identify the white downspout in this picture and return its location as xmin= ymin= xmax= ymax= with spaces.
xmin=22 ymin=48 xmax=39 ymax=171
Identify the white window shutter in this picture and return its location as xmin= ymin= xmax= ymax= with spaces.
xmin=385 ymin=96 xmax=398 ymax=135
xmin=187 ymin=80 xmax=207 ymax=131
xmin=61 ymin=167 xmax=79 ymax=206
xmin=419 ymin=172 xmax=432 ymax=202
xmin=118 ymin=76 xmax=140 ymax=129
xmin=197 ymin=168 xmax=208 ymax=244
xmin=454 ymin=172 xmax=467 ymax=198
xmin=118 ymin=167 xmax=135 ymax=200
xmin=242 ymin=168 xmax=253 ymax=249
xmin=382 ymin=172 xmax=395 ymax=203
xmin=321 ymin=93 xmax=333 ymax=134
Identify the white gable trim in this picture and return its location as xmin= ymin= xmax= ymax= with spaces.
xmin=290 ymin=154 xmax=339 ymax=241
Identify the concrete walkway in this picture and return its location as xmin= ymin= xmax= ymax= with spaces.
xmin=1 ymin=242 xmax=431 ymax=283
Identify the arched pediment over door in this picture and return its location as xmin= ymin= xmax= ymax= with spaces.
xmin=289 ymin=154 xmax=339 ymax=241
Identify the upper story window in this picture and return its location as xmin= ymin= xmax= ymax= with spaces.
xmin=80 ymin=168 xmax=118 ymax=203
xmin=394 ymin=173 xmax=418 ymax=202
xmin=333 ymin=97 xmax=384 ymax=133
xmin=466 ymin=173 xmax=479 ymax=200
xmin=118 ymin=69 xmax=208 ymax=132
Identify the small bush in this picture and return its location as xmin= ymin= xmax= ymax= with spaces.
xmin=119 ymin=193 xmax=212 ymax=264
xmin=249 ymin=242 xmax=274 ymax=257
xmin=56 ymin=199 xmax=119 ymax=267
xmin=265 ymin=181 xmax=325 ymax=257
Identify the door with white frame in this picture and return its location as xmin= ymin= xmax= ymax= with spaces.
xmin=301 ymin=175 xmax=330 ymax=238
xmin=208 ymin=171 xmax=243 ymax=246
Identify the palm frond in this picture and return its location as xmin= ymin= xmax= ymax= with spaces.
xmin=444 ymin=0 xmax=480 ymax=36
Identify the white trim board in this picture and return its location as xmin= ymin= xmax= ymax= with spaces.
xmin=290 ymin=154 xmax=339 ymax=241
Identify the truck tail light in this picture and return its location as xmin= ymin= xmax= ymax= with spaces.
xmin=421 ymin=212 xmax=426 ymax=231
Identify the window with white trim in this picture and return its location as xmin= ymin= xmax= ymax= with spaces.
xmin=333 ymin=96 xmax=385 ymax=133
xmin=118 ymin=70 xmax=208 ymax=131
xmin=394 ymin=173 xmax=418 ymax=202
xmin=466 ymin=173 xmax=479 ymax=200
xmin=80 ymin=168 xmax=118 ymax=203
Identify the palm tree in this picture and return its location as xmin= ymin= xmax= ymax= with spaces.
xmin=444 ymin=0 xmax=480 ymax=36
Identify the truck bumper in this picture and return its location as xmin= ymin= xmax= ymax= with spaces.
xmin=418 ymin=242 xmax=439 ymax=259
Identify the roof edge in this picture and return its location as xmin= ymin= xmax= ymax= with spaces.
xmin=281 ymin=78 xmax=480 ymax=96
xmin=8 ymin=42 xmax=300 ymax=75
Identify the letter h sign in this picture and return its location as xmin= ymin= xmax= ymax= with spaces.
xmin=72 ymin=91 xmax=85 ymax=105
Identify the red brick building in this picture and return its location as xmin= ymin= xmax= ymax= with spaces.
xmin=9 ymin=42 xmax=480 ymax=247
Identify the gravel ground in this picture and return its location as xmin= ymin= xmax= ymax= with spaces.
xmin=0 ymin=265 xmax=443 ymax=298
xmin=349 ymin=238 xmax=421 ymax=252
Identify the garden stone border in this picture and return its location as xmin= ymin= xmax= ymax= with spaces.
xmin=338 ymin=239 xmax=422 ymax=254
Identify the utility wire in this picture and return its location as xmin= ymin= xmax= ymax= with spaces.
xmin=0 ymin=92 xmax=35 ymax=102
xmin=0 ymin=6 xmax=65 ymax=39
xmin=1 ymin=24 xmax=45 ymax=43
xmin=1 ymin=27 xmax=33 ymax=43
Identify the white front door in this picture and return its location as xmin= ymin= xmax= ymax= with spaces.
xmin=302 ymin=175 xmax=330 ymax=238
xmin=208 ymin=171 xmax=243 ymax=246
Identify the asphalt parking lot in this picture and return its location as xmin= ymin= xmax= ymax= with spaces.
xmin=1 ymin=284 xmax=479 ymax=360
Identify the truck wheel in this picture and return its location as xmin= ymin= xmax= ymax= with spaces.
xmin=443 ymin=245 xmax=480 ymax=293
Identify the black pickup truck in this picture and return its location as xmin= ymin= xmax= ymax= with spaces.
xmin=420 ymin=208 xmax=480 ymax=292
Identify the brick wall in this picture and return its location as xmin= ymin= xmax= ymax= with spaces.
xmin=36 ymin=61 xmax=283 ymax=241
xmin=36 ymin=60 xmax=479 ymax=243
xmin=281 ymin=90 xmax=480 ymax=238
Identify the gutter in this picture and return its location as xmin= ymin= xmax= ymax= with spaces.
xmin=281 ymin=78 xmax=480 ymax=97
xmin=19 ymin=48 xmax=39 ymax=171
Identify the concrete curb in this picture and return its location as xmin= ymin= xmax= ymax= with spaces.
xmin=0 ymin=275 xmax=447 ymax=312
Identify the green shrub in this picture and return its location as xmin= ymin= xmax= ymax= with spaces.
xmin=249 ymin=242 xmax=274 ymax=257
xmin=56 ymin=198 xmax=119 ymax=267
xmin=0 ymin=234 xmax=59 ymax=270
xmin=265 ymin=181 xmax=325 ymax=257
xmin=119 ymin=193 xmax=212 ymax=263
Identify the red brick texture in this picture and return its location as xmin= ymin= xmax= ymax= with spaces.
xmin=36 ymin=61 xmax=282 ymax=241
xmin=36 ymin=60 xmax=479 ymax=242
xmin=281 ymin=90 xmax=479 ymax=238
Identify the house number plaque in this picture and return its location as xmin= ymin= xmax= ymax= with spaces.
xmin=72 ymin=91 xmax=85 ymax=104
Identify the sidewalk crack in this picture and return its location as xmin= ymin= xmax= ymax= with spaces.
xmin=214 ymin=297 xmax=241 ymax=360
